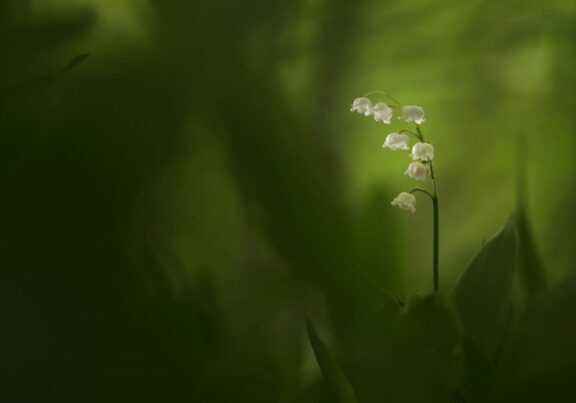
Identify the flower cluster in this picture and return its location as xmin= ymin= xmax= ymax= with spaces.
xmin=350 ymin=95 xmax=435 ymax=213
xmin=350 ymin=98 xmax=425 ymax=125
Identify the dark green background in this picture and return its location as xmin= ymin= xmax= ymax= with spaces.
xmin=0 ymin=1 xmax=574 ymax=402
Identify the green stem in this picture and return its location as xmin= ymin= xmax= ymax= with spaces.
xmin=410 ymin=187 xmax=434 ymax=200
xmin=432 ymin=187 xmax=439 ymax=291
xmin=399 ymin=129 xmax=422 ymax=141
xmin=429 ymin=162 xmax=439 ymax=292
xmin=415 ymin=125 xmax=425 ymax=142
xmin=362 ymin=91 xmax=402 ymax=107
xmin=416 ymin=125 xmax=439 ymax=293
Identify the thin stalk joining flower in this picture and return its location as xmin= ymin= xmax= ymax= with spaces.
xmin=362 ymin=91 xmax=402 ymax=107
xmin=415 ymin=125 xmax=439 ymax=292
xmin=410 ymin=187 xmax=434 ymax=199
xmin=399 ymin=129 xmax=421 ymax=140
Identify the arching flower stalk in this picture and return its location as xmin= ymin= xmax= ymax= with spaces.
xmin=350 ymin=92 xmax=440 ymax=292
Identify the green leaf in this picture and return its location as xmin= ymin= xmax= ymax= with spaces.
xmin=454 ymin=216 xmax=519 ymax=358
xmin=305 ymin=315 xmax=358 ymax=403
xmin=456 ymin=333 xmax=495 ymax=403
xmin=516 ymin=208 xmax=546 ymax=301
xmin=325 ymin=282 xmax=400 ymax=403
xmin=493 ymin=273 xmax=576 ymax=402
xmin=390 ymin=294 xmax=465 ymax=403
xmin=514 ymin=136 xmax=547 ymax=302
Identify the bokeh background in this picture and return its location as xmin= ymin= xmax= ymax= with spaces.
xmin=0 ymin=0 xmax=574 ymax=402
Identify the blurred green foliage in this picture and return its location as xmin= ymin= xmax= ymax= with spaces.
xmin=0 ymin=0 xmax=574 ymax=402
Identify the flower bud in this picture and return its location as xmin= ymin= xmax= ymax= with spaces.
xmin=391 ymin=192 xmax=416 ymax=213
xmin=410 ymin=142 xmax=434 ymax=161
xmin=383 ymin=133 xmax=410 ymax=150
xmin=350 ymin=97 xmax=373 ymax=116
xmin=401 ymin=105 xmax=426 ymax=124
xmin=405 ymin=162 xmax=431 ymax=180
xmin=372 ymin=103 xmax=393 ymax=124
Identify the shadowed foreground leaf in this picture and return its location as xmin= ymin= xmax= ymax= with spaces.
xmin=202 ymin=367 xmax=280 ymax=403
xmin=454 ymin=216 xmax=519 ymax=358
xmin=515 ymin=139 xmax=547 ymax=303
xmin=455 ymin=333 xmax=495 ymax=403
xmin=494 ymin=272 xmax=576 ymax=403
xmin=390 ymin=294 xmax=464 ymax=403
xmin=305 ymin=315 xmax=358 ymax=403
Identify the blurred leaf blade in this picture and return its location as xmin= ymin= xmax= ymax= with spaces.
xmin=456 ymin=333 xmax=495 ymax=403
xmin=516 ymin=207 xmax=547 ymax=301
xmin=493 ymin=273 xmax=576 ymax=402
xmin=515 ymin=136 xmax=547 ymax=302
xmin=454 ymin=216 xmax=519 ymax=358
xmin=305 ymin=315 xmax=358 ymax=403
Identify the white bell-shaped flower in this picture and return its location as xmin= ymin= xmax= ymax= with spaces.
xmin=410 ymin=142 xmax=434 ymax=161
xmin=402 ymin=105 xmax=426 ymax=124
xmin=372 ymin=103 xmax=393 ymax=124
xmin=391 ymin=192 xmax=416 ymax=213
xmin=350 ymin=97 xmax=373 ymax=116
xmin=405 ymin=162 xmax=431 ymax=181
xmin=382 ymin=133 xmax=410 ymax=150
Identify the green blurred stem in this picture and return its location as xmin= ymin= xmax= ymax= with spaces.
xmin=410 ymin=188 xmax=434 ymax=199
xmin=416 ymin=125 xmax=440 ymax=293
xmin=399 ymin=129 xmax=421 ymax=140
xmin=430 ymin=165 xmax=439 ymax=292
xmin=362 ymin=91 xmax=402 ymax=107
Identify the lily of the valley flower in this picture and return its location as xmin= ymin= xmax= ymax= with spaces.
xmin=405 ymin=161 xmax=431 ymax=180
xmin=350 ymin=97 xmax=373 ymax=116
xmin=372 ymin=103 xmax=393 ymax=124
xmin=402 ymin=105 xmax=426 ymax=125
xmin=391 ymin=192 xmax=417 ymax=213
xmin=411 ymin=142 xmax=434 ymax=161
xmin=383 ymin=133 xmax=410 ymax=150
